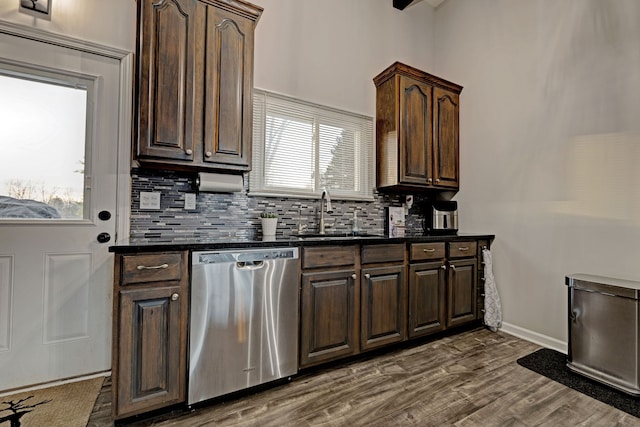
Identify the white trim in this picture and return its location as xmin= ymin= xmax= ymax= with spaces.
xmin=0 ymin=19 xmax=133 ymax=244
xmin=500 ymin=321 xmax=567 ymax=354
xmin=0 ymin=20 xmax=129 ymax=59
xmin=115 ymin=53 xmax=133 ymax=244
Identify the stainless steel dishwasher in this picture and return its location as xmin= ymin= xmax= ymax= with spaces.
xmin=188 ymin=247 xmax=299 ymax=405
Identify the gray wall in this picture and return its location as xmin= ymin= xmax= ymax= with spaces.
xmin=435 ymin=0 xmax=640 ymax=348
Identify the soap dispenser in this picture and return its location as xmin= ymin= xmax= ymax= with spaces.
xmin=352 ymin=210 xmax=360 ymax=235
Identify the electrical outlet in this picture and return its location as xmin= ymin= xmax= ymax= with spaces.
xmin=185 ymin=193 xmax=196 ymax=210
xmin=140 ymin=191 xmax=160 ymax=210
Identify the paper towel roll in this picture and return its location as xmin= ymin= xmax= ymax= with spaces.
xmin=197 ymin=172 xmax=243 ymax=193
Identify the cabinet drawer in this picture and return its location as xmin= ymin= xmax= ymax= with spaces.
xmin=121 ymin=252 xmax=185 ymax=285
xmin=302 ymin=246 xmax=356 ymax=269
xmin=410 ymin=242 xmax=445 ymax=262
xmin=361 ymin=244 xmax=405 ymax=264
xmin=448 ymin=241 xmax=477 ymax=259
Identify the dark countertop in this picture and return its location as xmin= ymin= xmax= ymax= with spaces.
xmin=109 ymin=233 xmax=495 ymax=253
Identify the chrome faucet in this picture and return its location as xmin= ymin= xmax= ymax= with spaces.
xmin=319 ymin=188 xmax=333 ymax=234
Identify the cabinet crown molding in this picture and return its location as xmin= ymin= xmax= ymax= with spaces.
xmin=199 ymin=0 xmax=263 ymax=22
xmin=373 ymin=61 xmax=463 ymax=94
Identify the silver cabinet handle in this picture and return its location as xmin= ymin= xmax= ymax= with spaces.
xmin=351 ymin=274 xmax=357 ymax=280
xmin=450 ymin=265 xmax=456 ymax=271
xmin=435 ymin=178 xmax=440 ymax=183
xmin=171 ymin=293 xmax=179 ymax=301
xmin=423 ymin=248 xmax=436 ymax=253
xmin=185 ymin=148 xmax=193 ymax=155
xmin=440 ymin=265 xmax=447 ymax=270
xmin=205 ymin=151 xmax=212 ymax=157
xmin=365 ymin=273 xmax=371 ymax=279
xmin=427 ymin=178 xmax=433 ymax=183
xmin=458 ymin=247 xmax=469 ymax=251
xmin=136 ymin=263 xmax=169 ymax=270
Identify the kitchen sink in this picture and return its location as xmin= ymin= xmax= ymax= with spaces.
xmin=291 ymin=232 xmax=384 ymax=240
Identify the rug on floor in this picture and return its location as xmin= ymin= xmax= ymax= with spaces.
xmin=0 ymin=377 xmax=104 ymax=427
xmin=517 ymin=348 xmax=640 ymax=418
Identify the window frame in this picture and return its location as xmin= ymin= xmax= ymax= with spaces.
xmin=249 ymin=89 xmax=375 ymax=201
xmin=0 ymin=60 xmax=96 ymax=223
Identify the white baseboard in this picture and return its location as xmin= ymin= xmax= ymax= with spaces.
xmin=499 ymin=322 xmax=567 ymax=354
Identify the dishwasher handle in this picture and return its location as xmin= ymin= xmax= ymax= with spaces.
xmin=236 ymin=260 xmax=265 ymax=270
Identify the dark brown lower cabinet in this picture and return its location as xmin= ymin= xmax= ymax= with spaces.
xmin=446 ymin=258 xmax=478 ymax=327
xmin=112 ymin=251 xmax=188 ymax=419
xmin=408 ymin=261 xmax=446 ymax=338
xmin=299 ymin=269 xmax=358 ymax=368
xmin=115 ymin=285 xmax=187 ymax=417
xmin=360 ymin=265 xmax=406 ymax=351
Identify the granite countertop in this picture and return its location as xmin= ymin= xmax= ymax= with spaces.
xmin=109 ymin=232 xmax=495 ymax=253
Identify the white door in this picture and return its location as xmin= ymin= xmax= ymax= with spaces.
xmin=0 ymin=28 xmax=130 ymax=391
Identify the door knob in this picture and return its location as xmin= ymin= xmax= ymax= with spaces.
xmin=97 ymin=232 xmax=111 ymax=243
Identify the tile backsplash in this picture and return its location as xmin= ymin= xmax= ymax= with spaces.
xmin=129 ymin=169 xmax=428 ymax=243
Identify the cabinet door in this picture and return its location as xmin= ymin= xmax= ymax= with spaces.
xmin=408 ymin=261 xmax=446 ymax=338
xmin=399 ymin=75 xmax=433 ymax=185
xmin=300 ymin=269 xmax=357 ymax=367
xmin=446 ymin=258 xmax=478 ymax=327
xmin=203 ymin=5 xmax=255 ymax=170
xmin=361 ymin=265 xmax=406 ymax=351
xmin=137 ymin=0 xmax=199 ymax=162
xmin=115 ymin=284 xmax=188 ymax=418
xmin=433 ymin=87 xmax=459 ymax=189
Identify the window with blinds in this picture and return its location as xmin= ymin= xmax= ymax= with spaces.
xmin=250 ymin=90 xmax=375 ymax=201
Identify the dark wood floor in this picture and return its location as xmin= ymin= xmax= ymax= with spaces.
xmin=87 ymin=328 xmax=640 ymax=426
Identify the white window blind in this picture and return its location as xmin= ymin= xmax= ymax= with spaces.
xmin=250 ymin=90 xmax=375 ymax=201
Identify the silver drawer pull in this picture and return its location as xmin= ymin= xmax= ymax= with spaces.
xmin=423 ymin=248 xmax=436 ymax=253
xmin=171 ymin=293 xmax=179 ymax=301
xmin=136 ymin=263 xmax=169 ymax=270
xmin=458 ymin=247 xmax=469 ymax=251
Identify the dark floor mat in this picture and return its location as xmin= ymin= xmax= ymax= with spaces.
xmin=517 ymin=348 xmax=640 ymax=418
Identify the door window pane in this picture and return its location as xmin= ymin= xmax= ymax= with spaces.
xmin=0 ymin=73 xmax=87 ymax=220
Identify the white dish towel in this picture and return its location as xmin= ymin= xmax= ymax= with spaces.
xmin=482 ymin=247 xmax=502 ymax=331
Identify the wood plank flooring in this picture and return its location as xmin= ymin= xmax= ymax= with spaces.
xmin=87 ymin=328 xmax=640 ymax=426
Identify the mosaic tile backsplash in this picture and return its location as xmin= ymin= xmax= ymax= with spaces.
xmin=129 ymin=169 xmax=430 ymax=243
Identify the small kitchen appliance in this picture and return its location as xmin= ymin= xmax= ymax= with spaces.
xmin=425 ymin=200 xmax=458 ymax=235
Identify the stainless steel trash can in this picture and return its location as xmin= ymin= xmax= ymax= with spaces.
xmin=566 ymin=274 xmax=640 ymax=395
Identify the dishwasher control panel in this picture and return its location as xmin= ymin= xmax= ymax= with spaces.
xmin=195 ymin=248 xmax=298 ymax=264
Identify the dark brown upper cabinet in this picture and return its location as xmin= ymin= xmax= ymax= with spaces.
xmin=374 ymin=62 xmax=462 ymax=192
xmin=135 ymin=0 xmax=262 ymax=173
